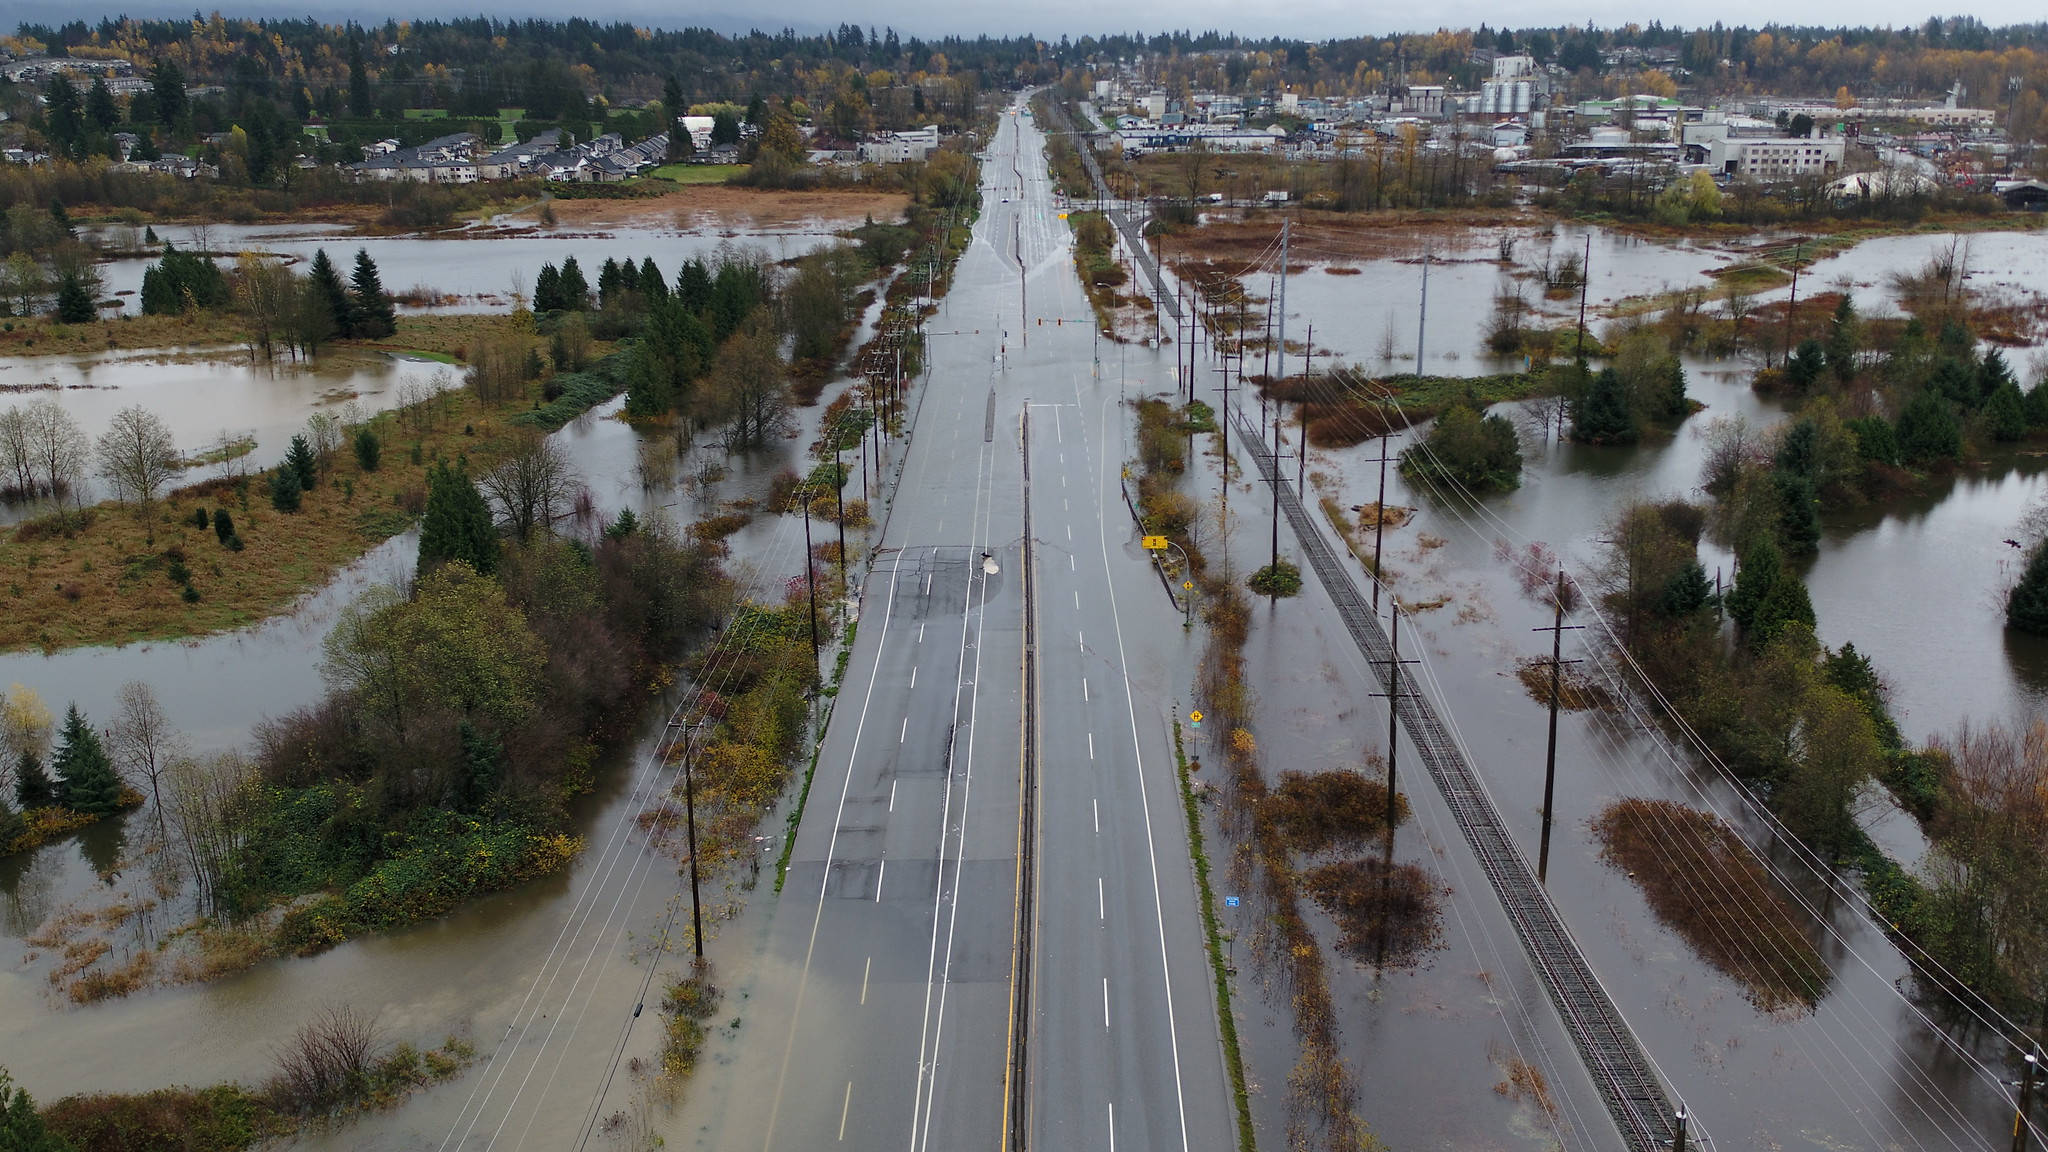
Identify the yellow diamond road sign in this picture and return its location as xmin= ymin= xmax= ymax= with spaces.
xmin=1189 ymin=710 xmax=1203 ymax=724
xmin=1142 ymin=535 xmax=1169 ymax=550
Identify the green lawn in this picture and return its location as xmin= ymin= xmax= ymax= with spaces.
xmin=646 ymin=163 xmax=747 ymax=184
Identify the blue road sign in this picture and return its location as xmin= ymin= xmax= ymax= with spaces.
xmin=1224 ymin=896 xmax=1240 ymax=908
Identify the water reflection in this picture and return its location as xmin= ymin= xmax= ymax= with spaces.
xmin=0 ymin=350 xmax=453 ymax=524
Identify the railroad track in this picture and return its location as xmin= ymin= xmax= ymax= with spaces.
xmin=1234 ymin=408 xmax=1679 ymax=1152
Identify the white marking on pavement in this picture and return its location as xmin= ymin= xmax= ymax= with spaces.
xmin=1083 ymin=678 xmax=1089 ymax=701
xmin=900 ymin=718 xmax=908 ymax=743
xmin=839 ymin=1081 xmax=853 ymax=1140
xmin=1093 ymin=798 xmax=1099 ymax=833
xmin=1103 ymin=977 xmax=1110 ymax=1027
xmin=1088 ymin=732 xmax=1095 ymax=760
xmin=889 ymin=780 xmax=897 ymax=812
xmin=1078 ymin=631 xmax=1083 ymax=650
xmin=1069 ymin=555 xmax=1075 ymax=570
xmin=918 ymin=623 xmax=925 ymax=642
xmin=910 ymin=666 xmax=917 ymax=689
xmin=876 ymin=859 xmax=885 ymax=902
xmin=1109 ymin=1104 xmax=1116 ymax=1152
xmin=1098 ymin=877 xmax=1105 ymax=920
xmin=1066 ymin=524 xmax=1072 ymax=541
xmin=861 ymin=957 xmax=871 ymax=1005
xmin=1073 ymin=590 xmax=1080 ymax=609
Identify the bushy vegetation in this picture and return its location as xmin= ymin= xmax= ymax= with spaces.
xmin=184 ymin=522 xmax=730 ymax=953
xmin=1400 ymin=401 xmax=1523 ymax=491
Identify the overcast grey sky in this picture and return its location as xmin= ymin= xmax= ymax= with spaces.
xmin=18 ymin=0 xmax=2032 ymax=39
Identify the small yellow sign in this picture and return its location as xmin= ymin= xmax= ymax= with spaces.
xmin=1141 ymin=535 xmax=1169 ymax=550
xmin=1183 ymin=581 xmax=1194 ymax=590
xmin=1189 ymin=710 xmax=1204 ymax=724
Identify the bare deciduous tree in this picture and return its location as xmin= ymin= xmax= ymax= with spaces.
xmin=235 ymin=252 xmax=296 ymax=361
xmin=304 ymin=411 xmax=343 ymax=462
xmin=24 ymin=397 xmax=89 ymax=509
xmin=0 ymin=406 xmax=33 ymax=498
xmin=164 ymin=750 xmax=259 ymax=918
xmin=111 ymin=681 xmax=186 ymax=839
xmin=478 ymin=433 xmax=581 ymax=541
xmin=96 ymin=404 xmax=182 ymax=505
xmin=265 ymin=1004 xmax=383 ymax=1114
xmin=705 ymin=325 xmax=791 ymax=453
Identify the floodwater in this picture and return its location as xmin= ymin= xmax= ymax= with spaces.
xmin=7 ymin=202 xmax=2048 ymax=1152
xmin=1201 ymin=222 xmax=2048 ymax=1150
xmin=0 ymin=349 xmax=454 ymax=522
xmin=0 ymin=237 xmax=899 ymax=1148
xmin=91 ymin=218 xmax=860 ymax=315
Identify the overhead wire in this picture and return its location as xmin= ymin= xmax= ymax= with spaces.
xmin=1326 ymin=358 xmax=2037 ymax=1146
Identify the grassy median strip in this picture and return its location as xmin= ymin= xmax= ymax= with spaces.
xmin=1174 ymin=720 xmax=1256 ymax=1152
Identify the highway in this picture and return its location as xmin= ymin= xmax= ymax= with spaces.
xmin=675 ymin=98 xmax=1234 ymax=1152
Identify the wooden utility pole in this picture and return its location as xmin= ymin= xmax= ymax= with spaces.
xmin=1574 ymin=233 xmax=1592 ymax=368
xmin=1533 ymin=569 xmax=1584 ymax=884
xmin=1352 ymin=436 xmax=1393 ymax=610
xmin=1372 ymin=606 xmax=1421 ymax=832
xmin=669 ymin=719 xmax=706 ymax=958
xmin=1783 ymin=240 xmax=1806 ymax=368
xmin=801 ymin=487 xmax=819 ymax=661
xmin=1415 ymin=242 xmax=1430 ymax=376
xmin=2017 ymin=1051 xmax=2040 ymax=1152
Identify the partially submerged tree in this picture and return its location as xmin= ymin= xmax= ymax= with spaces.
xmin=94 ymin=404 xmax=181 ymax=505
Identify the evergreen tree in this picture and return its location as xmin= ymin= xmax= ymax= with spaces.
xmin=85 ymin=76 xmax=120 ymax=132
xmin=1658 ymin=559 xmax=1714 ymax=615
xmin=455 ymin=719 xmax=504 ymax=810
xmin=597 ymin=257 xmax=625 ymax=307
xmin=1750 ymin=568 xmax=1817 ymax=646
xmin=1987 ymin=380 xmax=2027 ymax=442
xmin=285 ymin=434 xmax=318 ymax=488
xmin=534 ymin=262 xmax=563 ymax=312
xmin=1825 ymin=295 xmax=1859 ymax=384
xmin=52 ymin=704 xmax=122 ymax=815
xmin=269 ymin=466 xmax=302 ymax=512
xmin=417 ymin=460 xmax=500 ymax=577
xmin=745 ymin=94 xmax=767 ymax=124
xmin=0 ymin=795 xmax=23 ymax=850
xmin=149 ymin=59 xmax=187 ymax=127
xmin=353 ymin=427 xmax=381 ymax=471
xmin=0 ymin=1068 xmax=69 ymax=1152
xmin=1896 ymin=389 xmax=1963 ymax=463
xmin=675 ymin=259 xmax=712 ymax=315
xmin=1726 ymin=540 xmax=1782 ymax=630
xmin=53 ymin=271 xmax=95 ymax=323
xmin=2010 ymin=541 xmax=2048 ymax=636
xmin=639 ymin=257 xmax=667 ymax=305
xmin=1980 ymin=348 xmax=2020 ymax=406
xmin=348 ymin=249 xmax=396 ymax=338
xmin=2026 ymin=382 xmax=2048 ymax=429
xmin=1569 ymin=367 xmax=1637 ymax=444
xmin=306 ymin=249 xmax=352 ymax=338
xmin=212 ymin=507 xmax=236 ymax=543
xmin=1847 ymin=416 xmax=1900 ymax=465
xmin=348 ymin=39 xmax=373 ymax=117
xmin=44 ymin=73 xmax=84 ymax=158
xmin=662 ymin=74 xmax=687 ymax=150
xmin=711 ymin=110 xmax=741 ymax=145
xmin=139 ymin=245 xmax=229 ymax=315
xmin=1785 ymin=338 xmax=1828 ymax=391
xmin=558 ymin=256 xmax=590 ymax=311
xmin=1775 ymin=472 xmax=1821 ymax=555
xmin=14 ymin=752 xmax=54 ymax=810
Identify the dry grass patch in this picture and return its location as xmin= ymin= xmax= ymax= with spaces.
xmin=1265 ymin=768 xmax=1408 ymax=854
xmin=0 ymin=323 xmax=566 ymax=652
xmin=1592 ymin=797 xmax=1830 ymax=1013
xmin=1302 ymin=856 xmax=1444 ymax=967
